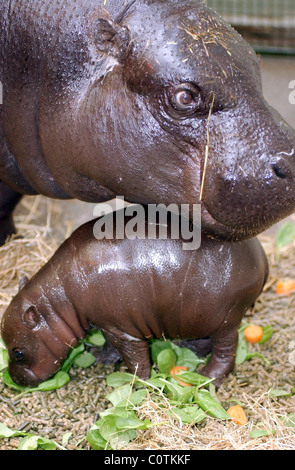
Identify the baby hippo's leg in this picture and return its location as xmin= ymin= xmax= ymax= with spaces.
xmin=0 ymin=182 xmax=22 ymax=246
xmin=198 ymin=303 xmax=248 ymax=387
xmin=198 ymin=330 xmax=238 ymax=388
xmin=103 ymin=329 xmax=151 ymax=380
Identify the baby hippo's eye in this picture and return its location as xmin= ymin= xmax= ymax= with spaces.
xmin=12 ymin=349 xmax=25 ymax=362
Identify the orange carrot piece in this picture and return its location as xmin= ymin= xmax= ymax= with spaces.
xmin=276 ymin=280 xmax=295 ymax=296
xmin=227 ymin=405 xmax=248 ymax=426
xmin=170 ymin=366 xmax=191 ymax=387
xmin=244 ymin=325 xmax=263 ymax=344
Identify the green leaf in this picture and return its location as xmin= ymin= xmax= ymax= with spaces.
xmin=162 ymin=380 xmax=185 ymax=401
xmin=0 ymin=423 xmax=27 ymax=439
xmin=86 ymin=429 xmax=109 ymax=450
xmin=18 ymin=435 xmax=57 ymax=450
xmin=0 ymin=343 xmax=8 ymax=373
xmin=235 ymin=328 xmax=270 ymax=365
xmin=110 ymin=389 xmax=147 ymax=410
xmin=106 ymin=384 xmax=132 ymax=407
xmin=281 ymin=413 xmax=295 ymax=429
xmin=30 ymin=371 xmax=70 ymax=393
xmin=250 ymin=429 xmax=274 ymax=439
xmin=276 ymin=221 xmax=295 ymax=257
xmin=171 ymin=371 xmax=213 ymax=387
xmin=168 ymin=406 xmax=206 ymax=425
xmin=150 ymin=340 xmax=172 ymax=364
xmin=171 ymin=344 xmax=205 ymax=370
xmin=268 ymin=388 xmax=291 ymax=399
xmin=2 ymin=370 xmax=29 ymax=392
xmin=106 ymin=372 xmax=135 ymax=388
xmin=98 ymin=415 xmax=118 ymax=441
xmin=115 ymin=415 xmax=152 ymax=431
xmin=141 ymin=375 xmax=167 ymax=390
xmin=246 ymin=352 xmax=270 ymax=365
xmin=194 ymin=389 xmax=230 ymax=420
xmin=157 ymin=349 xmax=177 ymax=374
xmin=100 ymin=408 xmax=136 ymax=419
xmin=73 ymin=352 xmax=96 ymax=368
xmin=177 ymin=386 xmax=196 ymax=404
xmin=259 ymin=325 xmax=274 ymax=344
xmin=61 ymin=432 xmax=72 ymax=446
xmin=3 ymin=368 xmax=70 ymax=396
xmin=85 ymin=330 xmax=106 ymax=347
xmin=61 ymin=343 xmax=85 ymax=373
xmin=226 ymin=398 xmax=245 ymax=407
xmin=109 ymin=429 xmax=137 ymax=450
xmin=15 ymin=371 xmax=70 ymax=398
xmin=96 ymin=412 xmax=151 ymax=450
xmin=235 ymin=330 xmax=249 ymax=365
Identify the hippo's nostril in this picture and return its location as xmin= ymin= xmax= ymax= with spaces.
xmin=272 ymin=163 xmax=288 ymax=180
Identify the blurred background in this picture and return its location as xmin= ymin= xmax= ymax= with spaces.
xmin=208 ymin=0 xmax=295 ymax=54
xmin=206 ymin=0 xmax=295 ymax=148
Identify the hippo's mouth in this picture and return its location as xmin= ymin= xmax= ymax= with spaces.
xmin=200 ymin=203 xmax=257 ymax=241
xmin=9 ymin=364 xmax=43 ymax=387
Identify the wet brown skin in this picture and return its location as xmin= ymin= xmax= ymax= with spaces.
xmin=0 ymin=0 xmax=295 ymax=245
xmin=1 ymin=212 xmax=268 ymax=388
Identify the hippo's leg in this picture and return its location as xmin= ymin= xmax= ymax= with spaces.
xmin=198 ymin=300 xmax=251 ymax=387
xmin=103 ymin=330 xmax=151 ymax=380
xmin=198 ymin=330 xmax=239 ymax=387
xmin=0 ymin=182 xmax=22 ymax=246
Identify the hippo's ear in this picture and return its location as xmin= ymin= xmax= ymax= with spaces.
xmin=91 ymin=17 xmax=131 ymax=61
xmin=23 ymin=306 xmax=40 ymax=330
xmin=19 ymin=275 xmax=29 ymax=292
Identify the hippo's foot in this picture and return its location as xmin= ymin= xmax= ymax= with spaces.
xmin=197 ymin=333 xmax=238 ymax=388
xmin=0 ymin=217 xmax=17 ymax=246
xmin=198 ymin=361 xmax=235 ymax=389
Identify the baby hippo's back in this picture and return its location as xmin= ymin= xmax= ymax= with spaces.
xmin=64 ymin=215 xmax=268 ymax=341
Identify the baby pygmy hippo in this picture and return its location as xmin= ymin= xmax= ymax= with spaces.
xmin=1 ymin=210 xmax=268 ymax=388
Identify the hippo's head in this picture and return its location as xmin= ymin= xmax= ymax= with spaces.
xmin=1 ymin=278 xmax=78 ymax=387
xmin=80 ymin=0 xmax=295 ymax=240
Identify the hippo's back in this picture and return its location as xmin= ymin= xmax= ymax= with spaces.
xmin=0 ymin=0 xmax=132 ymax=197
xmin=0 ymin=0 xmax=129 ymax=89
xmin=67 ymin=217 xmax=268 ymax=339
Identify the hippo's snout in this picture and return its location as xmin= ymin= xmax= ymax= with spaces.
xmin=201 ymin=98 xmax=295 ymax=240
xmin=9 ymin=363 xmax=43 ymax=388
xmin=272 ymin=153 xmax=295 ymax=181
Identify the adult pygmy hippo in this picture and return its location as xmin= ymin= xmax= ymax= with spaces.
xmin=1 ymin=211 xmax=268 ymax=388
xmin=1 ymin=0 xmax=295 ymax=246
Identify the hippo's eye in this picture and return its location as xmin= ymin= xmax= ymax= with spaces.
xmin=167 ymin=83 xmax=203 ymax=117
xmin=175 ymin=90 xmax=194 ymax=108
xmin=12 ymin=349 xmax=25 ymax=362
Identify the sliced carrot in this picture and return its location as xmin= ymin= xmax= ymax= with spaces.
xmin=276 ymin=280 xmax=295 ymax=296
xmin=227 ymin=405 xmax=248 ymax=426
xmin=170 ymin=366 xmax=191 ymax=387
xmin=244 ymin=324 xmax=263 ymax=344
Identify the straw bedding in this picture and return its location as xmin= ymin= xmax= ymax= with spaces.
xmin=0 ymin=196 xmax=294 ymax=450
